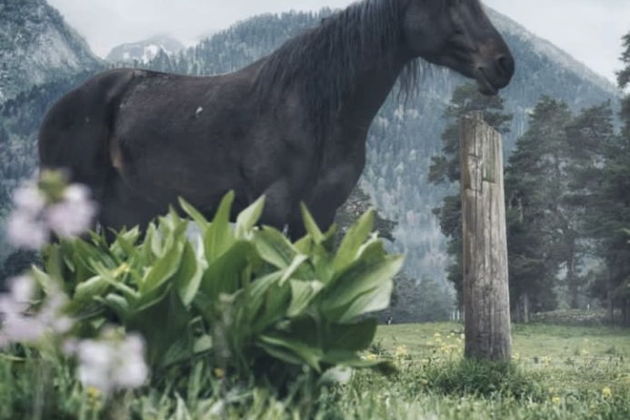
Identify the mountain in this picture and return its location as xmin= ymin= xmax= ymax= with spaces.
xmin=106 ymin=35 xmax=185 ymax=64
xmin=0 ymin=5 xmax=620 ymax=288
xmin=0 ymin=0 xmax=101 ymax=104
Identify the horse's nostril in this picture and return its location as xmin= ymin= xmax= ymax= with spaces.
xmin=496 ymin=55 xmax=515 ymax=77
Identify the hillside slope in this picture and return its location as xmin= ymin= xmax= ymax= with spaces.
xmin=0 ymin=0 xmax=100 ymax=104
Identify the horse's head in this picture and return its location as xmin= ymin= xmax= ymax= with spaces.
xmin=402 ymin=0 xmax=514 ymax=95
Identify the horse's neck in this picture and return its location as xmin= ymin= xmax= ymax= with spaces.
xmin=337 ymin=50 xmax=409 ymax=135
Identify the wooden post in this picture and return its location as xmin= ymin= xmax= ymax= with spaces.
xmin=460 ymin=111 xmax=512 ymax=361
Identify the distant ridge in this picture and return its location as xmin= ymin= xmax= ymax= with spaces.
xmin=106 ymin=35 xmax=185 ymax=64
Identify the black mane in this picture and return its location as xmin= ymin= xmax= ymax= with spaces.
xmin=255 ymin=0 xmax=420 ymax=137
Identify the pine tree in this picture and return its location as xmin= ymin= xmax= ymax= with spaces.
xmin=564 ymin=102 xmax=616 ymax=305
xmin=505 ymin=97 xmax=573 ymax=319
xmin=429 ymin=83 xmax=512 ymax=306
xmin=592 ymin=32 xmax=630 ymax=324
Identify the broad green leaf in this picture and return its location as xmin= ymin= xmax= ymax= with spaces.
xmin=174 ymin=241 xmax=207 ymax=306
xmin=332 ymin=209 xmax=375 ymax=276
xmin=43 ymin=244 xmax=64 ymax=282
xmin=73 ymin=275 xmax=110 ymax=303
xmin=139 ymin=240 xmax=185 ymax=296
xmin=325 ymin=319 xmax=377 ymax=351
xmin=300 ymin=203 xmax=324 ymax=243
xmin=91 ymin=262 xmax=140 ymax=302
xmin=288 ymin=280 xmax=324 ymax=317
xmin=258 ymin=335 xmax=323 ymax=371
xmin=257 ymin=342 xmax=303 ymax=365
xmin=141 ymin=223 xmax=158 ymax=264
xmin=251 ymin=282 xmax=290 ymax=333
xmin=178 ymin=197 xmax=210 ymax=230
xmin=150 ymin=222 xmax=165 ymax=256
xmin=336 ymin=278 xmax=395 ymax=323
xmin=127 ymin=290 xmax=192 ymax=369
xmin=311 ymin=245 xmax=335 ymax=284
xmin=294 ymin=236 xmax=313 ymax=254
xmin=322 ymin=251 xmax=403 ymax=323
xmin=31 ymin=266 xmax=56 ymax=294
xmin=235 ymin=195 xmax=266 ymax=238
xmin=250 ymin=271 xmax=283 ymax=302
xmin=98 ymin=293 xmax=130 ymax=320
xmin=254 ymin=227 xmax=298 ymax=268
xmin=111 ymin=227 xmax=141 ymax=257
xmin=280 ymin=254 xmax=309 ymax=284
xmin=193 ymin=335 xmax=213 ymax=354
xmin=200 ymin=241 xmax=255 ymax=298
xmin=205 ymin=191 xmax=236 ymax=261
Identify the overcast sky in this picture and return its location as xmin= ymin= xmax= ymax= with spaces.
xmin=48 ymin=0 xmax=630 ymax=83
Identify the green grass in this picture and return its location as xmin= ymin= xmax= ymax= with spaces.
xmin=2 ymin=322 xmax=629 ymax=420
xmin=376 ymin=322 xmax=630 ymax=392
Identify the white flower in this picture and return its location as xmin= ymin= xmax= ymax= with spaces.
xmin=6 ymin=212 xmax=48 ymax=250
xmin=12 ymin=185 xmax=46 ymax=215
xmin=77 ymin=339 xmax=116 ymax=393
xmin=46 ymin=185 xmax=97 ymax=238
xmin=74 ymin=332 xmax=148 ymax=394
xmin=114 ymin=334 xmax=149 ymax=388
xmin=0 ymin=312 xmax=46 ymax=345
xmin=0 ymin=277 xmax=73 ymax=347
xmin=9 ymin=275 xmax=36 ymax=303
xmin=6 ymin=179 xmax=97 ymax=249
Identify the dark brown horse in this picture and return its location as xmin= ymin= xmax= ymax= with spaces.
xmin=39 ymin=0 xmax=514 ymax=239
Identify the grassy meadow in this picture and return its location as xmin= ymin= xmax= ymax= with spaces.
xmin=1 ymin=321 xmax=629 ymax=420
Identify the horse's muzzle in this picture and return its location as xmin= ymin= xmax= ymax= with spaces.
xmin=475 ymin=53 xmax=515 ymax=96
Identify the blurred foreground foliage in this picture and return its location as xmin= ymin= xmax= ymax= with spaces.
xmin=33 ymin=192 xmax=402 ymax=383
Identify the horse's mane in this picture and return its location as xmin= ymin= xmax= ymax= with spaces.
xmin=255 ymin=0 xmax=420 ymax=137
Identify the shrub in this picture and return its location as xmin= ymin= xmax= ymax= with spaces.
xmin=33 ymin=192 xmax=403 ymax=387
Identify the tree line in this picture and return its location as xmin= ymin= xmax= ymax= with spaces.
xmin=430 ymin=31 xmax=630 ymax=325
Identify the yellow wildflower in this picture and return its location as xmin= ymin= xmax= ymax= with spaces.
xmin=602 ymin=386 xmax=612 ymax=398
xmin=86 ymin=386 xmax=101 ymax=400
xmin=551 ymin=396 xmax=561 ymax=405
xmin=213 ymin=368 xmax=225 ymax=379
xmin=394 ymin=345 xmax=409 ymax=357
xmin=113 ymin=263 xmax=130 ymax=277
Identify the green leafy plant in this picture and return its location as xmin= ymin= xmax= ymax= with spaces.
xmin=35 ymin=192 xmax=403 ymax=383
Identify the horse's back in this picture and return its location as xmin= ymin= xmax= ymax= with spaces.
xmin=110 ymin=67 xmax=268 ymax=207
xmin=38 ymin=68 xmax=142 ymax=190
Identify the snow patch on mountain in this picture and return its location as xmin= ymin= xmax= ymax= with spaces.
xmin=106 ymin=35 xmax=185 ymax=64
